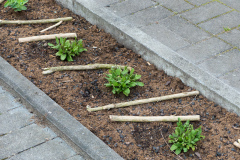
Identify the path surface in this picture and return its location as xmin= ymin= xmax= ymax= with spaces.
xmin=0 ymin=85 xmax=84 ymax=160
xmin=56 ymin=0 xmax=240 ymax=114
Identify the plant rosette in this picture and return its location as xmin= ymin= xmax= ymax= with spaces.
xmin=104 ymin=66 xmax=144 ymax=96
xmin=4 ymin=0 xmax=28 ymax=12
xmin=169 ymin=118 xmax=205 ymax=155
xmin=48 ymin=37 xmax=87 ymax=61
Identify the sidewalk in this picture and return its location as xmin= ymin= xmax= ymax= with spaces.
xmin=56 ymin=0 xmax=240 ymax=114
xmin=0 ymin=85 xmax=84 ymax=160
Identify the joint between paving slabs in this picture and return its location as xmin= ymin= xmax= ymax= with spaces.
xmin=4 ymin=137 xmax=56 ymax=160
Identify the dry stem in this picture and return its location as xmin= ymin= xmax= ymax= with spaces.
xmin=40 ymin=21 xmax=63 ymax=33
xmin=109 ymin=115 xmax=200 ymax=122
xmin=0 ymin=17 xmax=72 ymax=25
xmin=0 ymin=0 xmax=5 ymax=4
xmin=42 ymin=64 xmax=132 ymax=74
xmin=19 ymin=33 xmax=77 ymax=43
xmin=87 ymin=91 xmax=199 ymax=112
xmin=234 ymin=142 xmax=240 ymax=149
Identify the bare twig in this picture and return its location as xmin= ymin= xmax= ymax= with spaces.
xmin=87 ymin=91 xmax=199 ymax=112
xmin=40 ymin=21 xmax=63 ymax=33
xmin=18 ymin=33 xmax=77 ymax=43
xmin=160 ymin=129 xmax=183 ymax=160
xmin=0 ymin=17 xmax=72 ymax=25
xmin=233 ymin=126 xmax=240 ymax=130
xmin=0 ymin=0 xmax=5 ymax=4
xmin=42 ymin=64 xmax=132 ymax=74
xmin=234 ymin=141 xmax=240 ymax=149
xmin=109 ymin=115 xmax=200 ymax=122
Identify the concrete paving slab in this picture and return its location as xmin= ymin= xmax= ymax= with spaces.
xmin=123 ymin=5 xmax=172 ymax=27
xmin=0 ymin=90 xmax=22 ymax=114
xmin=219 ymin=68 xmax=240 ymax=92
xmin=180 ymin=1 xmax=232 ymax=24
xmin=199 ymin=11 xmax=240 ymax=35
xmin=220 ymin=0 xmax=240 ymax=11
xmin=187 ymin=0 xmax=211 ymax=6
xmin=107 ymin=0 xmax=155 ymax=17
xmin=159 ymin=15 xmax=210 ymax=43
xmin=66 ymin=155 xmax=85 ymax=160
xmin=197 ymin=49 xmax=240 ymax=77
xmin=218 ymin=29 xmax=240 ymax=49
xmin=0 ymin=107 xmax=34 ymax=135
xmin=97 ymin=0 xmax=119 ymax=7
xmin=177 ymin=37 xmax=232 ymax=64
xmin=141 ymin=23 xmax=190 ymax=50
xmin=9 ymin=138 xmax=77 ymax=160
xmin=0 ymin=123 xmax=57 ymax=159
xmin=155 ymin=0 xmax=194 ymax=13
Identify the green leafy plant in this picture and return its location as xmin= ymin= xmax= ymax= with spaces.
xmin=48 ymin=37 xmax=87 ymax=61
xmin=104 ymin=66 xmax=144 ymax=96
xmin=169 ymin=118 xmax=205 ymax=155
xmin=4 ymin=0 xmax=28 ymax=12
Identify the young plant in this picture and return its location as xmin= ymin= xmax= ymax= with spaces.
xmin=4 ymin=0 xmax=28 ymax=12
xmin=104 ymin=66 xmax=144 ymax=96
xmin=48 ymin=37 xmax=87 ymax=61
xmin=223 ymin=26 xmax=231 ymax=32
xmin=169 ymin=118 xmax=205 ymax=155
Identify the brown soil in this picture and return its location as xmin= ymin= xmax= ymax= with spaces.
xmin=1 ymin=1 xmax=240 ymax=159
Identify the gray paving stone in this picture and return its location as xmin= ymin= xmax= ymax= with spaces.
xmin=219 ymin=68 xmax=240 ymax=92
xmin=0 ymin=86 xmax=6 ymax=94
xmin=123 ymin=5 xmax=172 ymax=27
xmin=141 ymin=23 xmax=190 ymax=50
xmin=159 ymin=15 xmax=210 ymax=43
xmin=107 ymin=0 xmax=155 ymax=17
xmin=177 ymin=37 xmax=232 ymax=64
xmin=155 ymin=0 xmax=194 ymax=13
xmin=197 ymin=49 xmax=240 ymax=77
xmin=180 ymin=1 xmax=232 ymax=24
xmin=0 ymin=90 xmax=22 ymax=114
xmin=218 ymin=29 xmax=240 ymax=48
xmin=66 ymin=155 xmax=85 ymax=160
xmin=96 ymin=0 xmax=119 ymax=7
xmin=0 ymin=123 xmax=57 ymax=159
xmin=187 ymin=0 xmax=211 ymax=6
xmin=0 ymin=107 xmax=34 ymax=135
xmin=9 ymin=138 xmax=77 ymax=160
xmin=220 ymin=0 xmax=240 ymax=11
xmin=199 ymin=11 xmax=240 ymax=35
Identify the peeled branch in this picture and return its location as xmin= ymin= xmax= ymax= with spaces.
xmin=0 ymin=0 xmax=5 ymax=4
xmin=87 ymin=91 xmax=199 ymax=112
xmin=234 ymin=141 xmax=240 ymax=149
xmin=40 ymin=21 xmax=63 ymax=33
xmin=0 ymin=17 xmax=72 ymax=25
xmin=19 ymin=33 xmax=77 ymax=43
xmin=42 ymin=64 xmax=132 ymax=74
xmin=109 ymin=115 xmax=200 ymax=122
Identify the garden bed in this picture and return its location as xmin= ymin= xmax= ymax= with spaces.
xmin=1 ymin=0 xmax=240 ymax=159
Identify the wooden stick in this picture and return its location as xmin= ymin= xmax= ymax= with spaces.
xmin=40 ymin=21 xmax=63 ymax=33
xmin=110 ymin=115 xmax=200 ymax=122
xmin=19 ymin=33 xmax=77 ymax=43
xmin=234 ymin=142 xmax=240 ymax=149
xmin=0 ymin=17 xmax=72 ymax=25
xmin=0 ymin=0 xmax=5 ymax=4
xmin=42 ymin=64 xmax=132 ymax=74
xmin=87 ymin=91 xmax=199 ymax=112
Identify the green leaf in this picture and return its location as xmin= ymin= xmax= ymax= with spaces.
xmin=130 ymin=68 xmax=134 ymax=76
xmin=48 ymin=43 xmax=55 ymax=47
xmin=56 ymin=51 xmax=62 ymax=56
xmin=56 ymin=37 xmax=59 ymax=44
xmin=136 ymin=82 xmax=144 ymax=86
xmin=134 ymin=74 xmax=141 ymax=80
xmin=121 ymin=69 xmax=128 ymax=75
xmin=170 ymin=144 xmax=178 ymax=151
xmin=175 ymin=148 xmax=182 ymax=155
xmin=104 ymin=83 xmax=112 ymax=87
xmin=123 ymin=88 xmax=130 ymax=96
xmin=60 ymin=54 xmax=67 ymax=60
xmin=67 ymin=55 xmax=73 ymax=61
xmin=183 ymin=147 xmax=188 ymax=152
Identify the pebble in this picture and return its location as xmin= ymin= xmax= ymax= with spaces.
xmin=216 ymin=151 xmax=222 ymax=156
xmin=152 ymin=146 xmax=160 ymax=153
xmin=231 ymin=148 xmax=236 ymax=152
